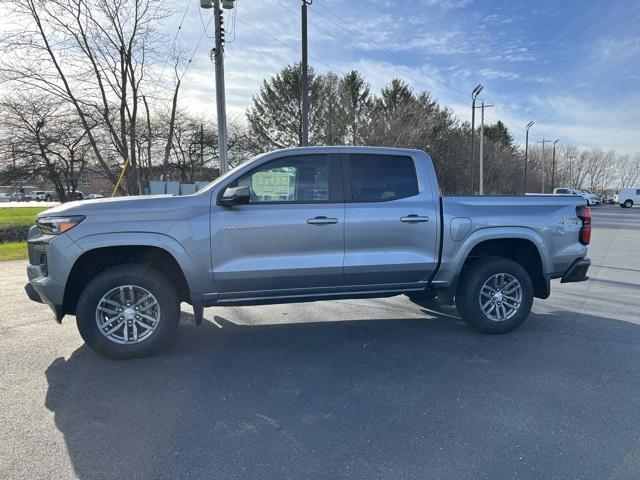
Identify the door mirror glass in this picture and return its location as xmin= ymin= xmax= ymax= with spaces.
xmin=219 ymin=185 xmax=251 ymax=206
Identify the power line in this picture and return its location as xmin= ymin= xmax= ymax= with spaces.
xmin=268 ymin=0 xmax=426 ymax=95
xmin=233 ymin=16 xmax=380 ymax=88
xmin=158 ymin=0 xmax=193 ymax=85
xmin=179 ymin=12 xmax=214 ymax=83
xmin=310 ymin=1 xmax=472 ymax=103
xmin=314 ymin=1 xmax=532 ymax=140
xmin=271 ymin=0 xmax=468 ymax=102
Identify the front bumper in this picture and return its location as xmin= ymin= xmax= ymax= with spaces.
xmin=25 ymin=227 xmax=82 ymax=323
xmin=561 ymin=257 xmax=591 ymax=283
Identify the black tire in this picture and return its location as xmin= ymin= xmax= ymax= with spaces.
xmin=455 ymin=257 xmax=534 ymax=334
xmin=624 ymin=200 xmax=633 ymax=208
xmin=76 ymin=265 xmax=180 ymax=359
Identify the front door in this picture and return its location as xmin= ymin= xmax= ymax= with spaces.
xmin=211 ymin=153 xmax=345 ymax=297
xmin=343 ymin=153 xmax=439 ymax=286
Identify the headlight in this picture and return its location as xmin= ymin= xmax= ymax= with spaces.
xmin=37 ymin=216 xmax=85 ymax=235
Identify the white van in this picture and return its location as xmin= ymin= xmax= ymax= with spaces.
xmin=618 ymin=188 xmax=640 ymax=208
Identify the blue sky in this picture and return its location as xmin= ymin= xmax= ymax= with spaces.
xmin=167 ymin=0 xmax=640 ymax=152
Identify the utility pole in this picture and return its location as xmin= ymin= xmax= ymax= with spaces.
xmin=476 ymin=102 xmax=493 ymax=195
xmin=201 ymin=0 xmax=235 ymax=175
xmin=301 ymin=0 xmax=312 ymax=146
xmin=523 ymin=121 xmax=535 ymax=194
xmin=550 ymin=139 xmax=559 ymax=191
xmin=470 ymin=84 xmax=483 ymax=194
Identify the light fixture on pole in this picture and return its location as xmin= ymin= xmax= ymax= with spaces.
xmin=523 ymin=121 xmax=535 ymax=194
xmin=470 ymin=84 xmax=483 ymax=194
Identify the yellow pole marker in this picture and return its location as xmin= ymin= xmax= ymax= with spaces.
xmin=111 ymin=159 xmax=130 ymax=197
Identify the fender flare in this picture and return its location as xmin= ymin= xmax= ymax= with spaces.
xmin=453 ymin=226 xmax=549 ymax=279
xmin=71 ymin=232 xmax=205 ymax=294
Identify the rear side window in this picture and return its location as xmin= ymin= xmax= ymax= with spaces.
xmin=349 ymin=155 xmax=419 ymax=202
xmin=557 ymin=189 xmax=570 ymax=194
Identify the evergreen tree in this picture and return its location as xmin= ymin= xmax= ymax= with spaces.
xmin=246 ymin=64 xmax=325 ymax=152
xmin=339 ymin=70 xmax=372 ymax=145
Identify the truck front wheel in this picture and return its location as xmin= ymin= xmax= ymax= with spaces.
xmin=456 ymin=258 xmax=534 ymax=334
xmin=76 ymin=265 xmax=180 ymax=359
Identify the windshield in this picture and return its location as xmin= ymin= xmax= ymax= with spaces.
xmin=195 ymin=153 xmax=267 ymax=194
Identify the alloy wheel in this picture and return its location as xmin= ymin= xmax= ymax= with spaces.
xmin=95 ymin=285 xmax=161 ymax=345
xmin=479 ymin=273 xmax=523 ymax=322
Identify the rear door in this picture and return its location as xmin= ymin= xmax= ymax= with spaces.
xmin=210 ymin=153 xmax=345 ymax=296
xmin=343 ymin=153 xmax=439 ymax=286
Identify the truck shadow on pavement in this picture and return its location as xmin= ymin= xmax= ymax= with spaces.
xmin=44 ymin=307 xmax=640 ymax=480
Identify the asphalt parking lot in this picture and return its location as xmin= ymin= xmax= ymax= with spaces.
xmin=1 ymin=205 xmax=640 ymax=479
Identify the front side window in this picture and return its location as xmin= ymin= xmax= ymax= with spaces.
xmin=636 ymin=189 xmax=640 ymax=196
xmin=349 ymin=154 xmax=419 ymax=202
xmin=236 ymin=155 xmax=329 ymax=203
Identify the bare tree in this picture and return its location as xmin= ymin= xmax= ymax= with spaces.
xmin=1 ymin=0 xmax=170 ymax=194
xmin=0 ymin=94 xmax=92 ymax=201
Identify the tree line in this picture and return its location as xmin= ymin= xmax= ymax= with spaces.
xmin=0 ymin=0 xmax=638 ymax=200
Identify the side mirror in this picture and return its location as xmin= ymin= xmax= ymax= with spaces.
xmin=219 ymin=185 xmax=251 ymax=206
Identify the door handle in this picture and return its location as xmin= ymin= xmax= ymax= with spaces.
xmin=401 ymin=215 xmax=429 ymax=223
xmin=307 ymin=216 xmax=339 ymax=225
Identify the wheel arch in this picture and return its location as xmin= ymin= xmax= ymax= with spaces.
xmin=456 ymin=231 xmax=549 ymax=299
xmin=63 ymin=239 xmax=195 ymax=316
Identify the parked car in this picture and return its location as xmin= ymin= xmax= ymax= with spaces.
xmin=579 ymin=189 xmax=601 ymax=205
xmin=15 ymin=192 xmax=32 ymax=202
xmin=64 ymin=191 xmax=84 ymax=201
xmin=553 ymin=187 xmax=598 ymax=206
xmin=25 ymin=147 xmax=592 ymax=359
xmin=31 ymin=191 xmax=56 ymax=202
xmin=0 ymin=193 xmax=10 ymax=203
xmin=85 ymin=193 xmax=105 ymax=200
xmin=618 ymin=187 xmax=640 ymax=208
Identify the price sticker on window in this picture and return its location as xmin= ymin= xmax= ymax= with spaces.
xmin=252 ymin=172 xmax=293 ymax=199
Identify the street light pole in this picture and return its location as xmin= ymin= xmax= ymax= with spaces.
xmin=470 ymin=84 xmax=483 ymax=194
xmin=523 ymin=121 xmax=535 ymax=194
xmin=301 ymin=0 xmax=312 ymax=147
xmin=551 ymin=139 xmax=559 ymax=191
xmin=477 ymin=101 xmax=494 ymax=195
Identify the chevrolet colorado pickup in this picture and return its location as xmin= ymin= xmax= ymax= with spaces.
xmin=25 ymin=147 xmax=592 ymax=358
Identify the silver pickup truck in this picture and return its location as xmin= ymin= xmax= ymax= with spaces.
xmin=25 ymin=147 xmax=592 ymax=358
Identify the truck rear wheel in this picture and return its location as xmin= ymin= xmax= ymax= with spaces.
xmin=624 ymin=200 xmax=633 ymax=208
xmin=455 ymin=257 xmax=534 ymax=334
xmin=76 ymin=265 xmax=180 ymax=359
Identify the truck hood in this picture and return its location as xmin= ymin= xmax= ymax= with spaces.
xmin=37 ymin=195 xmax=180 ymax=218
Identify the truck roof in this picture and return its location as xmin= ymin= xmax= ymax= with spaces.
xmin=265 ymin=146 xmax=427 ymax=156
